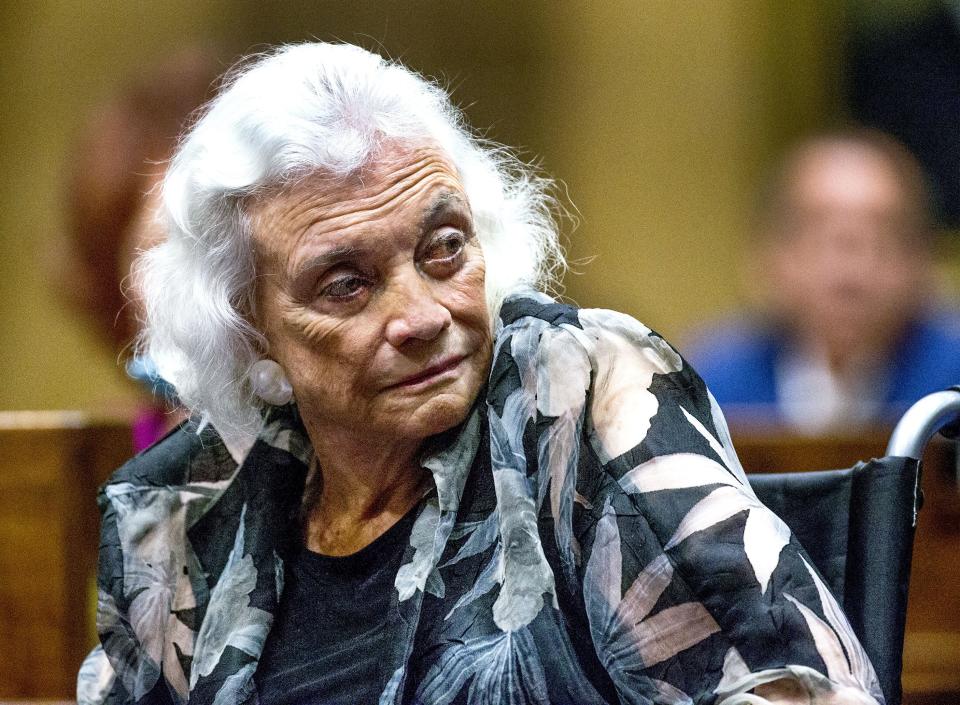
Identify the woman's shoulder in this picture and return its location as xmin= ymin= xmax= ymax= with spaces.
xmin=497 ymin=291 xmax=699 ymax=393
xmin=499 ymin=290 xmax=670 ymax=342
xmin=495 ymin=291 xmax=734 ymax=476
xmin=104 ymin=420 xmax=236 ymax=493
xmin=497 ymin=290 xmax=584 ymax=331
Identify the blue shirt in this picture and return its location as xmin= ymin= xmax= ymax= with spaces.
xmin=686 ymin=308 xmax=960 ymax=425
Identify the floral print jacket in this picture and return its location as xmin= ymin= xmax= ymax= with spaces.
xmin=78 ymin=292 xmax=884 ymax=705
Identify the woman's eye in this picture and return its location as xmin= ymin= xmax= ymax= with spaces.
xmin=424 ymin=229 xmax=466 ymax=263
xmin=320 ymin=274 xmax=367 ymax=300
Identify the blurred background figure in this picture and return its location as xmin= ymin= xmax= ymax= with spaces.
xmin=57 ymin=47 xmax=222 ymax=449
xmin=687 ymin=130 xmax=960 ymax=434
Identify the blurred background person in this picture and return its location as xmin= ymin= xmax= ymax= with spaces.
xmin=56 ymin=47 xmax=223 ymax=449
xmin=687 ymin=130 xmax=960 ymax=434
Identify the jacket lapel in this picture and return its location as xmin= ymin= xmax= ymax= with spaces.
xmin=185 ymin=406 xmax=309 ymax=703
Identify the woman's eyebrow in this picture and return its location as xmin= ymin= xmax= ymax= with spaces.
xmin=420 ymin=192 xmax=471 ymax=230
xmin=291 ymin=244 xmax=364 ymax=280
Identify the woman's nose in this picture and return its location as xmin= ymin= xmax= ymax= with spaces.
xmin=384 ymin=274 xmax=452 ymax=347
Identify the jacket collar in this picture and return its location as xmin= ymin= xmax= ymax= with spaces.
xmin=181 ymin=398 xmax=482 ymax=702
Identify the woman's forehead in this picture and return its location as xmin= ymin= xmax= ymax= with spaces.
xmin=262 ymin=143 xmax=460 ymax=205
xmin=248 ymin=145 xmax=469 ymax=259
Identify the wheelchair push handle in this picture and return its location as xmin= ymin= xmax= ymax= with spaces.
xmin=886 ymin=387 xmax=960 ymax=460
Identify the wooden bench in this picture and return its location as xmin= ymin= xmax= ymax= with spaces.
xmin=0 ymin=412 xmax=131 ymax=699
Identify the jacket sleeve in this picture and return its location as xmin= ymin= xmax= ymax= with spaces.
xmin=568 ymin=308 xmax=884 ymax=705
xmin=78 ymin=645 xmax=134 ymax=705
xmin=78 ymin=442 xmax=198 ymax=705
xmin=76 ymin=482 xmax=140 ymax=705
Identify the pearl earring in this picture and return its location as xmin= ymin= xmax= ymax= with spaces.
xmin=249 ymin=359 xmax=293 ymax=405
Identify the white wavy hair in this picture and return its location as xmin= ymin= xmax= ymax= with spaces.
xmin=137 ymin=42 xmax=565 ymax=444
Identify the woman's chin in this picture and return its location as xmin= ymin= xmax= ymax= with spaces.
xmin=391 ymin=392 xmax=477 ymax=442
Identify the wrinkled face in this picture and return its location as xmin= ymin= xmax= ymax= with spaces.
xmin=251 ymin=145 xmax=492 ymax=448
xmin=763 ymin=142 xmax=928 ymax=359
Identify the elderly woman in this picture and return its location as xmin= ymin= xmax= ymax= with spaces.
xmin=79 ymin=43 xmax=883 ymax=705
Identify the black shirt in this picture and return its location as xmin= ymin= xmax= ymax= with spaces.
xmin=255 ymin=508 xmax=418 ymax=705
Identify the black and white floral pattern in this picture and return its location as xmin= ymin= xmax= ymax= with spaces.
xmin=79 ymin=292 xmax=883 ymax=705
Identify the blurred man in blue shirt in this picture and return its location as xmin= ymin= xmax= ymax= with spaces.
xmin=687 ymin=130 xmax=960 ymax=433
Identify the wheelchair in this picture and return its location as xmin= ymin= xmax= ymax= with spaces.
xmin=747 ymin=387 xmax=960 ymax=705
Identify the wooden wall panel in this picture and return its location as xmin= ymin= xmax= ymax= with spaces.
xmin=0 ymin=414 xmax=131 ymax=699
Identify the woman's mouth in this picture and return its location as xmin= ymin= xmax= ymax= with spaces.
xmin=390 ymin=355 xmax=467 ymax=390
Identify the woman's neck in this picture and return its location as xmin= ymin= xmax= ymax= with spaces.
xmin=301 ymin=423 xmax=430 ymax=556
